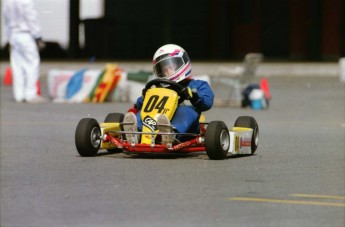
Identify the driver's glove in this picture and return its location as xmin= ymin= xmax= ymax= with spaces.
xmin=181 ymin=87 xmax=193 ymax=100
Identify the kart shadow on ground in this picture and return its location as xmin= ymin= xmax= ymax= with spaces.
xmin=229 ymin=154 xmax=256 ymax=159
xmin=95 ymin=151 xmax=255 ymax=160
xmin=106 ymin=152 xmax=208 ymax=160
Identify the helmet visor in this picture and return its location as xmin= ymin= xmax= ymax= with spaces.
xmin=153 ymin=57 xmax=184 ymax=78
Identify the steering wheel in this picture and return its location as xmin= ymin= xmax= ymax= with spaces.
xmin=142 ymin=78 xmax=187 ymax=104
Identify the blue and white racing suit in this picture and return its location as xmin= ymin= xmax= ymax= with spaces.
xmin=135 ymin=79 xmax=214 ymax=137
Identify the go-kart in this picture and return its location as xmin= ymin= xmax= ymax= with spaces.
xmin=75 ymin=78 xmax=259 ymax=160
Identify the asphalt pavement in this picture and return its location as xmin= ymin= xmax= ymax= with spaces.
xmin=1 ymin=62 xmax=344 ymax=227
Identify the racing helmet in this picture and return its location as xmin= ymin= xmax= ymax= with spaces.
xmin=152 ymin=44 xmax=192 ymax=83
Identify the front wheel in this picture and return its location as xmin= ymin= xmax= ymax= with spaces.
xmin=75 ymin=118 xmax=101 ymax=157
xmin=234 ymin=116 xmax=259 ymax=154
xmin=205 ymin=121 xmax=230 ymax=160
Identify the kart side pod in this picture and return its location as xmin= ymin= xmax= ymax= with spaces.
xmin=228 ymin=127 xmax=254 ymax=155
xmin=229 ymin=116 xmax=259 ymax=155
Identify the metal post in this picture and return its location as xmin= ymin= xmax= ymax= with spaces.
xmin=69 ymin=0 xmax=80 ymax=58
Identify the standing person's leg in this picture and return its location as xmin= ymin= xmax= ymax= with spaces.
xmin=21 ymin=34 xmax=41 ymax=101
xmin=10 ymin=34 xmax=26 ymax=102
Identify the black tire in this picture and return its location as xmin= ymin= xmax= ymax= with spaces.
xmin=105 ymin=113 xmax=124 ymax=123
xmin=234 ymin=116 xmax=259 ymax=154
xmin=104 ymin=113 xmax=124 ymax=153
xmin=205 ymin=121 xmax=230 ymax=160
xmin=75 ymin=118 xmax=101 ymax=157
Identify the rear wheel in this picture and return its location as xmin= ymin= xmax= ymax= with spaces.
xmin=104 ymin=113 xmax=124 ymax=153
xmin=205 ymin=121 xmax=230 ymax=160
xmin=75 ymin=118 xmax=101 ymax=157
xmin=234 ymin=116 xmax=259 ymax=154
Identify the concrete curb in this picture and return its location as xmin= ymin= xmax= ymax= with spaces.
xmin=0 ymin=61 xmax=340 ymax=78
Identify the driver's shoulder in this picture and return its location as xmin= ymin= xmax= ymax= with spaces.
xmin=188 ymin=78 xmax=208 ymax=87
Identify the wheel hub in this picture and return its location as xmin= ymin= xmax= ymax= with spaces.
xmin=90 ymin=127 xmax=101 ymax=148
xmin=220 ymin=130 xmax=230 ymax=151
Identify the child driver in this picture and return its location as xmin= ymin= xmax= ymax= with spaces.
xmin=124 ymin=44 xmax=214 ymax=145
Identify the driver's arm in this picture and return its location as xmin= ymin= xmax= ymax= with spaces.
xmin=188 ymin=80 xmax=214 ymax=112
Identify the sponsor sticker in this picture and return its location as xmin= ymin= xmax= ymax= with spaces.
xmin=235 ymin=135 xmax=240 ymax=151
xmin=143 ymin=115 xmax=158 ymax=131
xmin=240 ymin=137 xmax=251 ymax=147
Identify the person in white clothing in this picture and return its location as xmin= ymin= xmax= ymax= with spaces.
xmin=3 ymin=0 xmax=47 ymax=103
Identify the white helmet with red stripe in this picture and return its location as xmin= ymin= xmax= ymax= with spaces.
xmin=152 ymin=44 xmax=192 ymax=83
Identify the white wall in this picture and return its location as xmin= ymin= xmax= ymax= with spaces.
xmin=80 ymin=0 xmax=104 ymax=20
xmin=1 ymin=0 xmax=104 ymax=49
